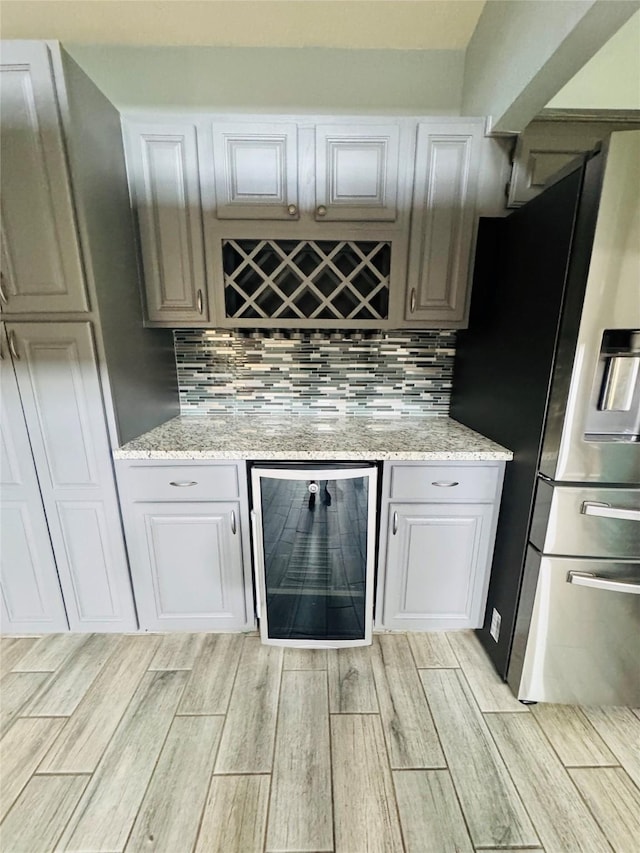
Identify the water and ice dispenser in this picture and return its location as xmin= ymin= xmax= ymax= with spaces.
xmin=585 ymin=329 xmax=640 ymax=441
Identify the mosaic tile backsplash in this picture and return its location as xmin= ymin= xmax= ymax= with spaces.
xmin=174 ymin=329 xmax=456 ymax=417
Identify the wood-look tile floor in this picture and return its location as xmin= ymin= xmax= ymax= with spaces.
xmin=1 ymin=631 xmax=639 ymax=853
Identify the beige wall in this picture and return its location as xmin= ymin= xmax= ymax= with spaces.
xmin=0 ymin=0 xmax=485 ymax=50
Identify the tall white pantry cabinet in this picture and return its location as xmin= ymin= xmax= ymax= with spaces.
xmin=0 ymin=41 xmax=179 ymax=632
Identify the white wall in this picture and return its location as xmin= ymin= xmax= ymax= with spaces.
xmin=65 ymin=45 xmax=465 ymax=114
xmin=462 ymin=0 xmax=639 ymax=131
xmin=547 ymin=10 xmax=640 ymax=110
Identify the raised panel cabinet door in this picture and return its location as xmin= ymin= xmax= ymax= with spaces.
xmin=381 ymin=502 xmax=494 ymax=630
xmin=7 ymin=322 xmax=137 ymax=631
xmin=406 ymin=120 xmax=483 ymax=327
xmin=315 ymin=123 xmax=400 ymax=221
xmin=126 ymin=502 xmax=249 ymax=631
xmin=0 ymin=328 xmax=68 ymax=633
xmin=212 ymin=122 xmax=299 ymax=220
xmin=0 ymin=41 xmax=87 ymax=314
xmin=124 ymin=120 xmax=208 ymax=324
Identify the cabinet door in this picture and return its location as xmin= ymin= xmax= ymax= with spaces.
xmin=381 ymin=502 xmax=494 ymax=630
xmin=0 ymin=330 xmax=68 ymax=633
xmin=124 ymin=120 xmax=208 ymax=324
xmin=315 ymin=124 xmax=400 ymax=221
xmin=127 ymin=502 xmax=249 ymax=631
xmin=0 ymin=41 xmax=87 ymax=314
xmin=406 ymin=120 xmax=483 ymax=327
xmin=7 ymin=322 xmax=137 ymax=631
xmin=212 ymin=122 xmax=299 ymax=220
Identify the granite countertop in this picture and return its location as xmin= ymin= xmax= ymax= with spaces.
xmin=114 ymin=415 xmax=512 ymax=461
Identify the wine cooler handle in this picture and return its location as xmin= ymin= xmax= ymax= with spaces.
xmin=250 ymin=510 xmax=261 ymax=619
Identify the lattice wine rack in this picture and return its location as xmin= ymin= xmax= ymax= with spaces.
xmin=222 ymin=239 xmax=391 ymax=321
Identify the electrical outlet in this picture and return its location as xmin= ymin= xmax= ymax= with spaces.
xmin=490 ymin=608 xmax=501 ymax=642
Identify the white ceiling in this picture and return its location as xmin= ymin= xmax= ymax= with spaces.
xmin=0 ymin=0 xmax=487 ymax=50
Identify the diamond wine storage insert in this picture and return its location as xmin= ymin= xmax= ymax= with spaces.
xmin=223 ymin=239 xmax=391 ymax=323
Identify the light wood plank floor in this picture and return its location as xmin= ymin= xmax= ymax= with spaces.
xmin=1 ymin=631 xmax=638 ymax=853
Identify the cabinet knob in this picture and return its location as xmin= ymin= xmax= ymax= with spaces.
xmin=7 ymin=330 xmax=19 ymax=360
xmin=287 ymin=204 xmax=298 ymax=217
xmin=196 ymin=289 xmax=203 ymax=315
xmin=410 ymin=288 xmax=417 ymax=313
xmin=316 ymin=205 xmax=327 ymax=217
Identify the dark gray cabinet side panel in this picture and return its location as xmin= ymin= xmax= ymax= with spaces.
xmin=58 ymin=49 xmax=179 ymax=446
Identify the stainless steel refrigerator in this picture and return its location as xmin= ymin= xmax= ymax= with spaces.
xmin=451 ymin=131 xmax=639 ymax=706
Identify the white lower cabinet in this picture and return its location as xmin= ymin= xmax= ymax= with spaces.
xmin=116 ymin=461 xmax=254 ymax=631
xmin=376 ymin=462 xmax=505 ymax=631
xmin=1 ymin=323 xmax=138 ymax=633
xmin=1 ymin=333 xmax=68 ymax=633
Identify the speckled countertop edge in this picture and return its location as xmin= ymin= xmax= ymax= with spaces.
xmin=114 ymin=415 xmax=513 ymax=461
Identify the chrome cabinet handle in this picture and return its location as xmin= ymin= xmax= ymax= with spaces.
xmin=287 ymin=204 xmax=298 ymax=217
xmin=0 ymin=272 xmax=7 ymax=305
xmin=581 ymin=501 xmax=640 ymax=522
xmin=196 ymin=289 xmax=203 ymax=315
xmin=568 ymin=571 xmax=640 ymax=595
xmin=392 ymin=511 xmax=398 ymax=535
xmin=410 ymin=288 xmax=417 ymax=313
xmin=432 ymin=481 xmax=459 ymax=488
xmin=8 ymin=330 xmax=19 ymax=360
xmin=230 ymin=510 xmax=237 ymax=535
xmin=169 ymin=480 xmax=198 ymax=487
xmin=316 ymin=205 xmax=327 ymax=217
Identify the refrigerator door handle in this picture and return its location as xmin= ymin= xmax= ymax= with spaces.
xmin=581 ymin=501 xmax=640 ymax=522
xmin=567 ymin=571 xmax=640 ymax=595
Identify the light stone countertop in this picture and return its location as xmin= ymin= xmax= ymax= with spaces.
xmin=114 ymin=415 xmax=512 ymax=461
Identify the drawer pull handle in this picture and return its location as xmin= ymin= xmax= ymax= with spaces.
xmin=392 ymin=511 xmax=399 ymax=535
xmin=230 ymin=510 xmax=237 ymax=535
xmin=169 ymin=480 xmax=198 ymax=487
xmin=432 ymin=481 xmax=459 ymax=487
xmin=581 ymin=501 xmax=640 ymax=522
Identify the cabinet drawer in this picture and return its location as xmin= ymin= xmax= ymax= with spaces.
xmin=388 ymin=464 xmax=500 ymax=502
xmin=118 ymin=463 xmax=240 ymax=502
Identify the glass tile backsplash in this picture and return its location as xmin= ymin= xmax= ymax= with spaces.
xmin=174 ymin=329 xmax=456 ymax=416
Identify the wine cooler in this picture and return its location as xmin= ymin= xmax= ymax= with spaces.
xmin=250 ymin=464 xmax=378 ymax=648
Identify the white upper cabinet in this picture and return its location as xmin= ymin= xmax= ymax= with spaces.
xmin=315 ymin=124 xmax=400 ymax=221
xmin=123 ymin=120 xmax=208 ymax=324
xmin=0 ymin=41 xmax=87 ymax=314
xmin=212 ymin=122 xmax=299 ymax=220
xmin=405 ymin=119 xmax=483 ymax=327
xmin=208 ymin=119 xmax=403 ymax=223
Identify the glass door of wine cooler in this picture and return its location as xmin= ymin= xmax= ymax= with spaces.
xmin=250 ymin=464 xmax=378 ymax=648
